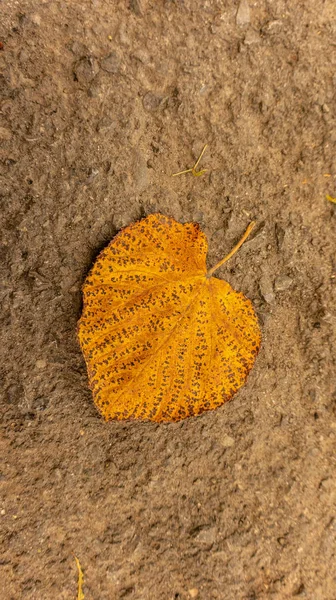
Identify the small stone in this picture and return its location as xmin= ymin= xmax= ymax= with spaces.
xmin=244 ymin=30 xmax=260 ymax=45
xmin=264 ymin=20 xmax=283 ymax=34
xmin=73 ymin=57 xmax=99 ymax=84
xmin=0 ymin=127 xmax=12 ymax=140
xmin=259 ymin=274 xmax=275 ymax=304
xmin=86 ymin=168 xmax=99 ymax=184
xmin=195 ymin=526 xmax=217 ymax=545
xmin=274 ymin=275 xmax=293 ymax=292
xmin=36 ymin=359 xmax=47 ymax=369
xmin=88 ymin=78 xmax=103 ymax=98
xmin=143 ymin=92 xmax=162 ymax=111
xmin=133 ymin=49 xmax=150 ymax=64
xmin=129 ymin=0 xmax=143 ymax=16
xmin=319 ymin=477 xmax=332 ymax=491
xmin=236 ymin=0 xmax=250 ymax=26
xmin=97 ymin=115 xmax=115 ymax=132
xmin=275 ymin=223 xmax=285 ymax=250
xmin=100 ymin=52 xmax=120 ymax=74
xmin=277 ymin=536 xmax=287 ymax=546
xmin=30 ymin=13 xmax=41 ymax=26
xmin=292 ymin=583 xmax=305 ymax=596
xmin=220 ymin=434 xmax=235 ymax=448
xmin=321 ymin=311 xmax=336 ymax=324
xmin=70 ymin=41 xmax=90 ymax=56
xmin=188 ymin=589 xmax=199 ymax=599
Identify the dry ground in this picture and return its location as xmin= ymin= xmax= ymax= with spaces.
xmin=1 ymin=1 xmax=336 ymax=599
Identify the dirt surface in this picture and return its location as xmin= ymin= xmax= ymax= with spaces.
xmin=1 ymin=1 xmax=336 ymax=599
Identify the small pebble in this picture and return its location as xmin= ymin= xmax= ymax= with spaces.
xmin=133 ymin=49 xmax=150 ymax=64
xmin=274 ymin=275 xmax=293 ymax=292
xmin=73 ymin=57 xmax=99 ymax=84
xmin=189 ymin=589 xmax=199 ymax=599
xmin=100 ymin=52 xmax=120 ymax=74
xmin=195 ymin=526 xmax=217 ymax=544
xmin=264 ymin=20 xmax=283 ymax=34
xmin=97 ymin=116 xmax=115 ymax=132
xmin=0 ymin=127 xmax=12 ymax=140
xmin=36 ymin=359 xmax=47 ymax=369
xmin=30 ymin=13 xmax=41 ymax=26
xmin=220 ymin=434 xmax=235 ymax=448
xmin=70 ymin=41 xmax=89 ymax=56
xmin=244 ymin=30 xmax=260 ymax=45
xmin=236 ymin=0 xmax=250 ymax=26
xmin=129 ymin=0 xmax=143 ymax=16
xmin=143 ymin=92 xmax=162 ymax=111
xmin=259 ymin=274 xmax=275 ymax=304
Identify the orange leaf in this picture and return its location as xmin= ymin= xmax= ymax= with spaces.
xmin=78 ymin=214 xmax=261 ymax=422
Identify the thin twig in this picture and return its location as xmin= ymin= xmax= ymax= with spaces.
xmin=172 ymin=144 xmax=208 ymax=177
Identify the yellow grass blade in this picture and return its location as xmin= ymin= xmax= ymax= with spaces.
xmin=74 ymin=556 xmax=84 ymax=600
xmin=172 ymin=144 xmax=208 ymax=177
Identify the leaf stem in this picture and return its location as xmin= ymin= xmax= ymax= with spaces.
xmin=207 ymin=221 xmax=256 ymax=278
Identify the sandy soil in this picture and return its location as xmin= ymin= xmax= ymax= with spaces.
xmin=1 ymin=1 xmax=335 ymax=599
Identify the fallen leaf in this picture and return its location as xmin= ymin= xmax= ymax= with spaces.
xmin=74 ymin=556 xmax=84 ymax=600
xmin=78 ymin=214 xmax=261 ymax=422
